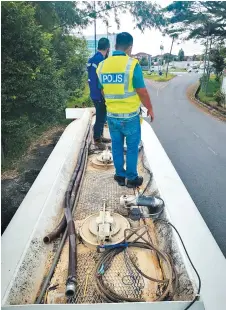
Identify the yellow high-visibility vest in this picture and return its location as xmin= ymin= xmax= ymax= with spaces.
xmin=96 ymin=55 xmax=140 ymax=113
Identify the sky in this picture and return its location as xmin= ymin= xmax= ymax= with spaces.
xmin=81 ymin=0 xmax=204 ymax=57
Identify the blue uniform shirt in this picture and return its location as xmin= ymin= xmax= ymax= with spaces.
xmin=87 ymin=51 xmax=104 ymax=101
xmin=98 ymin=50 xmax=145 ymax=89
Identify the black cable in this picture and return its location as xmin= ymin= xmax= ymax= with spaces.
xmin=140 ymin=149 xmax=153 ymax=196
xmin=140 ymin=174 xmax=153 ymax=196
xmin=88 ymin=149 xmax=102 ymax=155
xmin=154 ymin=219 xmax=201 ymax=310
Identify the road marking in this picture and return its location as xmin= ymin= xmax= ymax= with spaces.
xmin=193 ymin=132 xmax=199 ymax=138
xmin=208 ymin=146 xmax=217 ymax=155
xmin=157 ymin=88 xmax=159 ymax=96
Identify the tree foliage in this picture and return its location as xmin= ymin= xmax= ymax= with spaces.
xmin=1 ymin=1 xmax=89 ymax=160
xmin=178 ymin=48 xmax=185 ymax=61
xmin=140 ymin=57 xmax=148 ymax=66
xmin=163 ymin=53 xmax=175 ymax=62
xmin=75 ymin=1 xmax=165 ymax=31
xmin=1 ymin=1 xmax=164 ymax=163
xmin=164 ymin=1 xmax=226 ymax=41
xmin=210 ymin=45 xmax=226 ymax=80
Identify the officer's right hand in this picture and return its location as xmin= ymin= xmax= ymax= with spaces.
xmin=147 ymin=108 xmax=154 ymax=122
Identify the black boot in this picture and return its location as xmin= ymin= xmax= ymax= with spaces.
xmin=127 ymin=176 xmax=143 ymax=188
xmin=94 ymin=138 xmax=106 ymax=150
xmin=101 ymin=136 xmax=111 ymax=143
xmin=114 ymin=175 xmax=125 ymax=186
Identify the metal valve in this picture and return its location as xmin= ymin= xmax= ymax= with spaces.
xmin=96 ymin=200 xmax=114 ymax=242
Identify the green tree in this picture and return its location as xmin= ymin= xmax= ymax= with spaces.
xmin=164 ymin=1 xmax=226 ymax=41
xmin=163 ymin=53 xmax=174 ymax=62
xmin=210 ymin=46 xmax=226 ymax=80
xmin=1 ymin=1 xmax=88 ymax=160
xmin=82 ymin=1 xmax=165 ymax=31
xmin=178 ymin=48 xmax=185 ymax=61
xmin=1 ymin=1 xmax=166 ymax=164
xmin=140 ymin=57 xmax=148 ymax=66
xmin=32 ymin=1 xmax=89 ymax=31
xmin=164 ymin=31 xmax=179 ymax=77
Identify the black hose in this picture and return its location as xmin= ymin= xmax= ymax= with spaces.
xmin=43 ymin=217 xmax=67 ymax=244
xmin=65 ymin=124 xmax=91 ymax=297
xmin=65 ymin=147 xmax=88 ymax=297
xmin=43 ymin=125 xmax=91 ymax=244
xmin=35 ymin=149 xmax=88 ymax=303
xmin=154 ymin=219 xmax=201 ymax=310
xmin=37 ymin=120 xmax=91 ymax=303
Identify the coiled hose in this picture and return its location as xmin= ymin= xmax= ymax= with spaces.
xmin=95 ymin=240 xmax=177 ymax=303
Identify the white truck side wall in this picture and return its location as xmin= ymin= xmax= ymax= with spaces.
xmin=1 ymin=110 xmax=91 ymax=304
xmin=141 ymin=120 xmax=226 ymax=310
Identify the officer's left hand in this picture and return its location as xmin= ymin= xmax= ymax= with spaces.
xmin=147 ymin=108 xmax=154 ymax=122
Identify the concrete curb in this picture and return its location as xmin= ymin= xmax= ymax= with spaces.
xmin=189 ymin=82 xmax=226 ymax=121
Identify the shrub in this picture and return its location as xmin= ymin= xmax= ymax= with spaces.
xmin=215 ymin=90 xmax=225 ymax=107
xmin=1 ymin=1 xmax=89 ymax=163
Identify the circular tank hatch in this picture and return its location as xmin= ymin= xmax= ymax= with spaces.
xmin=79 ymin=213 xmax=130 ymax=249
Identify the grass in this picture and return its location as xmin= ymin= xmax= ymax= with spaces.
xmin=2 ymin=85 xmax=92 ymax=173
xmin=1 ymin=120 xmax=70 ymax=173
xmin=143 ymin=72 xmax=175 ymax=82
xmin=198 ymin=75 xmax=221 ymax=106
xmin=198 ymin=91 xmax=216 ymax=105
xmin=66 ymin=84 xmax=92 ymax=108
xmin=169 ymin=68 xmax=187 ymax=72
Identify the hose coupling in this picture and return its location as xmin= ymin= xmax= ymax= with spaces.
xmin=65 ymin=276 xmax=76 ymax=297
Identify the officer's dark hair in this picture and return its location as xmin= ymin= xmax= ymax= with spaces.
xmin=116 ymin=32 xmax=133 ymax=50
xmin=98 ymin=38 xmax=110 ymax=51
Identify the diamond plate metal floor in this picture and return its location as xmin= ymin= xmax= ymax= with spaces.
xmin=46 ymin=148 xmax=194 ymax=304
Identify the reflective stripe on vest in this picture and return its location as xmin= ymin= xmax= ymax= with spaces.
xmin=98 ymin=57 xmax=135 ymax=99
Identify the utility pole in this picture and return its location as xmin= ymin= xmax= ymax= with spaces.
xmin=166 ymin=36 xmax=175 ymax=78
xmin=160 ymin=43 xmax=164 ymax=72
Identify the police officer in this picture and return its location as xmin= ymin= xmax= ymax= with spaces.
xmin=97 ymin=32 xmax=154 ymax=188
xmin=87 ymin=38 xmax=111 ymax=149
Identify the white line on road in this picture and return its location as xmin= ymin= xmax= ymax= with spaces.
xmin=208 ymin=146 xmax=217 ymax=155
xmin=157 ymin=88 xmax=159 ymax=96
xmin=193 ymin=132 xmax=199 ymax=138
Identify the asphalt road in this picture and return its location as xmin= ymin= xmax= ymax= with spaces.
xmin=146 ymin=73 xmax=226 ymax=256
